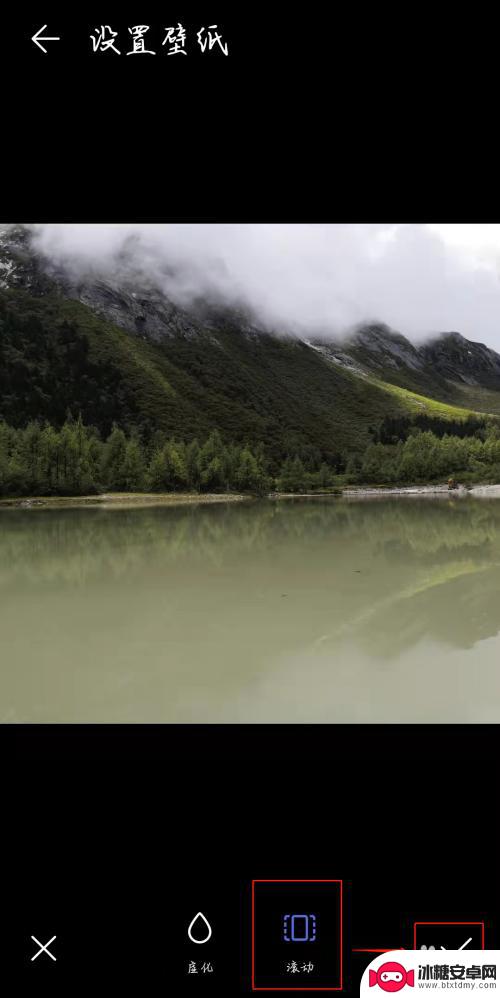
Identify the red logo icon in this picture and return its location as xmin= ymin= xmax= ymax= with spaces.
xmin=369 ymin=961 xmax=415 ymax=992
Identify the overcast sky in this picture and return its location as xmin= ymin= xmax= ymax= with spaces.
xmin=28 ymin=223 xmax=500 ymax=349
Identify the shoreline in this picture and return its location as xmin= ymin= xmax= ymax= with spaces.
xmin=272 ymin=483 xmax=500 ymax=500
xmin=2 ymin=483 xmax=500 ymax=509
xmin=0 ymin=491 xmax=251 ymax=510
xmin=342 ymin=483 xmax=500 ymax=499
xmin=342 ymin=484 xmax=466 ymax=498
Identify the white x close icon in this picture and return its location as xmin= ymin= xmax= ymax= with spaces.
xmin=31 ymin=935 xmax=57 ymax=962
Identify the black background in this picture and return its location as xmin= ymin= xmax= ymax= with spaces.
xmin=1 ymin=12 xmax=500 ymax=994
xmin=1 ymin=726 xmax=497 ymax=992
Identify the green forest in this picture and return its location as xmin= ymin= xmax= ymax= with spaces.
xmin=1 ymin=415 xmax=500 ymax=498
xmin=347 ymin=423 xmax=500 ymax=486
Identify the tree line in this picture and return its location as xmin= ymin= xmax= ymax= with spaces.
xmin=0 ymin=416 xmax=341 ymax=497
xmin=372 ymin=412 xmax=491 ymax=445
xmin=1 ymin=416 xmax=500 ymax=498
xmin=346 ymin=424 xmax=500 ymax=485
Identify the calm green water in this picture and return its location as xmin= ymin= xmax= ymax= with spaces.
xmin=1 ymin=497 xmax=500 ymax=722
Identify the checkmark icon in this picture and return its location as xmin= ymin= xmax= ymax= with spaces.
xmin=438 ymin=936 xmax=473 ymax=951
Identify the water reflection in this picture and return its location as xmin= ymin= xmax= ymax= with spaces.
xmin=1 ymin=498 xmax=500 ymax=721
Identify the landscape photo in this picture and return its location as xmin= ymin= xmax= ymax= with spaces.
xmin=1 ymin=222 xmax=500 ymax=721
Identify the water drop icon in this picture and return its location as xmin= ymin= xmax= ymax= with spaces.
xmin=187 ymin=912 xmax=212 ymax=944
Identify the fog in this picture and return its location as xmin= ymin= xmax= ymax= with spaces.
xmin=27 ymin=223 xmax=500 ymax=348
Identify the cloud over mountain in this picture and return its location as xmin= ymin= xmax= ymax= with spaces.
xmin=24 ymin=223 xmax=500 ymax=349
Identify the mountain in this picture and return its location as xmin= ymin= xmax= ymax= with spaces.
xmin=0 ymin=227 xmax=411 ymax=465
xmin=421 ymin=331 xmax=500 ymax=389
xmin=312 ymin=322 xmax=500 ymax=414
xmin=1 ymin=225 xmax=500 ymax=467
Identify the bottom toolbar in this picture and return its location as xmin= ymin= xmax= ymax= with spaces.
xmin=0 ymin=881 xmax=491 ymax=994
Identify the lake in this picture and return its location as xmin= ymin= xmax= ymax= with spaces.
xmin=1 ymin=496 xmax=500 ymax=722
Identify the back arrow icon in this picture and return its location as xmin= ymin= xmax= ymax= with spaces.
xmin=32 ymin=25 xmax=61 ymax=54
